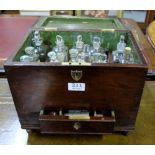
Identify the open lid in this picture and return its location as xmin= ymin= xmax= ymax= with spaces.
xmin=33 ymin=16 xmax=127 ymax=31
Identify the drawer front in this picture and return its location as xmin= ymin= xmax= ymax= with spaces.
xmin=39 ymin=110 xmax=115 ymax=134
xmin=40 ymin=120 xmax=114 ymax=134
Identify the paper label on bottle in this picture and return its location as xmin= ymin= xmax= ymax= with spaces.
xmin=68 ymin=83 xmax=85 ymax=91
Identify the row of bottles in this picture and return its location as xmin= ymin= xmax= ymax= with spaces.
xmin=112 ymin=35 xmax=134 ymax=64
xmin=20 ymin=31 xmax=134 ymax=64
xmin=20 ymin=31 xmax=46 ymax=62
xmin=47 ymin=35 xmax=68 ymax=62
xmin=47 ymin=34 xmax=107 ymax=63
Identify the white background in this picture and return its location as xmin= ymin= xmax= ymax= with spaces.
xmin=0 ymin=0 xmax=155 ymax=10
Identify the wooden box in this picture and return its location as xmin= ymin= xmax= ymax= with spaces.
xmin=4 ymin=16 xmax=148 ymax=134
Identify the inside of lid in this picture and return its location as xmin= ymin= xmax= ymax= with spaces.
xmin=40 ymin=17 xmax=125 ymax=30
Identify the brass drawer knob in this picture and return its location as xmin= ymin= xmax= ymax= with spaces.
xmin=73 ymin=122 xmax=81 ymax=130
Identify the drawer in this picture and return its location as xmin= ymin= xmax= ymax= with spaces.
xmin=39 ymin=110 xmax=115 ymax=134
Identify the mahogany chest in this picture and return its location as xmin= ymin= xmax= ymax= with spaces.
xmin=4 ymin=16 xmax=148 ymax=134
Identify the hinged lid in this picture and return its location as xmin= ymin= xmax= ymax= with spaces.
xmin=33 ymin=16 xmax=127 ymax=31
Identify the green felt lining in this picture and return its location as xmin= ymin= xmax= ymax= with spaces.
xmin=13 ymin=30 xmax=142 ymax=64
xmin=41 ymin=17 xmax=125 ymax=30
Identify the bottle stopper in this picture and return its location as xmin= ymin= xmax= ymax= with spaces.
xmin=125 ymin=47 xmax=131 ymax=54
xmin=120 ymin=35 xmax=125 ymax=42
xmin=76 ymin=35 xmax=84 ymax=50
xmin=56 ymin=35 xmax=64 ymax=47
xmin=124 ymin=47 xmax=132 ymax=61
xmin=93 ymin=36 xmax=101 ymax=50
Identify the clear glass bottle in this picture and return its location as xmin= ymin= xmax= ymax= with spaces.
xmin=69 ymin=35 xmax=86 ymax=63
xmin=78 ymin=52 xmax=85 ymax=63
xmin=92 ymin=36 xmax=101 ymax=51
xmin=53 ymin=35 xmax=68 ymax=62
xmin=117 ymin=35 xmax=126 ymax=52
xmin=20 ymin=55 xmax=34 ymax=62
xmin=24 ymin=46 xmax=39 ymax=62
xmin=76 ymin=35 xmax=84 ymax=53
xmin=112 ymin=35 xmax=126 ymax=64
xmin=31 ymin=30 xmax=46 ymax=62
xmin=82 ymin=44 xmax=91 ymax=62
xmin=112 ymin=51 xmax=124 ymax=63
xmin=47 ymin=51 xmax=58 ymax=62
xmin=25 ymin=46 xmax=36 ymax=56
xmin=32 ymin=31 xmax=43 ymax=51
xmin=91 ymin=36 xmax=107 ymax=63
xmin=69 ymin=49 xmax=78 ymax=62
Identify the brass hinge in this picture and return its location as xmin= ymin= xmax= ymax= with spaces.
xmin=44 ymin=27 xmax=58 ymax=31
xmin=101 ymin=29 xmax=115 ymax=32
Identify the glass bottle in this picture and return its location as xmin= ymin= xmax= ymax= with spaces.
xmin=32 ymin=31 xmax=43 ymax=52
xmin=117 ymin=35 xmax=126 ymax=52
xmin=92 ymin=36 xmax=101 ymax=51
xmin=76 ymin=35 xmax=84 ymax=53
xmin=91 ymin=36 xmax=107 ymax=63
xmin=69 ymin=49 xmax=78 ymax=62
xmin=47 ymin=51 xmax=58 ymax=62
xmin=31 ymin=30 xmax=46 ymax=62
xmin=20 ymin=55 xmax=34 ymax=62
xmin=75 ymin=35 xmax=89 ymax=63
xmin=112 ymin=35 xmax=126 ymax=63
xmin=25 ymin=46 xmax=36 ymax=56
xmin=112 ymin=51 xmax=124 ymax=63
xmin=53 ymin=35 xmax=68 ymax=62
xmin=82 ymin=44 xmax=91 ymax=62
xmin=78 ymin=52 xmax=85 ymax=63
xmin=24 ymin=46 xmax=39 ymax=62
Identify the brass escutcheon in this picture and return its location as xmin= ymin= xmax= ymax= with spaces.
xmin=71 ymin=70 xmax=82 ymax=81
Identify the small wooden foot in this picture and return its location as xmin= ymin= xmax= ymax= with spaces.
xmin=114 ymin=131 xmax=130 ymax=136
xmin=121 ymin=131 xmax=129 ymax=136
xmin=26 ymin=129 xmax=32 ymax=133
